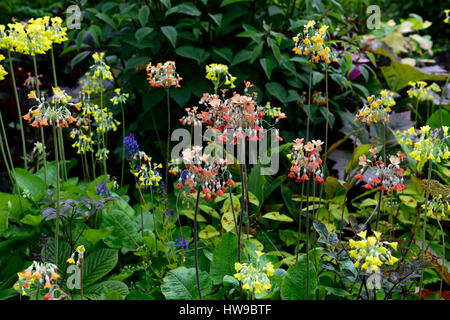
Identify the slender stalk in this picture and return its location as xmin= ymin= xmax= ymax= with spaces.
xmin=193 ymin=188 xmax=202 ymax=300
xmin=414 ymin=99 xmax=419 ymax=128
xmin=243 ymin=164 xmax=250 ymax=241
xmin=80 ymin=258 xmax=84 ymax=300
xmin=53 ymin=126 xmax=60 ymax=266
xmin=295 ymin=180 xmax=305 ymax=263
xmin=318 ymin=63 xmax=330 ymax=210
xmin=418 ymin=159 xmax=432 ymax=298
xmin=305 ymin=178 xmax=311 ymax=300
xmin=120 ymin=102 xmax=126 ymax=187
xmin=165 ymin=88 xmax=171 ymax=187
xmin=32 ymin=56 xmax=47 ymax=185
xmin=306 ymin=62 xmax=313 ymax=142
xmin=7 ymin=50 xmax=27 ymax=170
xmin=436 ymin=219 xmax=445 ymax=297
xmin=83 ymin=152 xmax=90 ymax=181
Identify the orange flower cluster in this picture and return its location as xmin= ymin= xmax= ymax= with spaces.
xmin=13 ymin=261 xmax=60 ymax=297
xmin=146 ymin=61 xmax=182 ymax=88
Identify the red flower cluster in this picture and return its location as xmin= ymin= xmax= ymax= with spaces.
xmin=287 ymin=138 xmax=325 ymax=184
xmin=355 ymin=149 xmax=406 ymax=192
xmin=175 ymin=146 xmax=234 ymax=201
xmin=146 ymin=61 xmax=182 ymax=88
xmin=179 ymin=81 xmax=284 ymax=144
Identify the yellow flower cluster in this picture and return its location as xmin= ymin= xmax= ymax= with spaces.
xmin=233 ymin=251 xmax=275 ymax=295
xmin=0 ymin=16 xmax=67 ymax=56
xmin=92 ymin=104 xmax=120 ymax=135
xmin=13 ymin=261 xmax=60 ymax=296
xmin=67 ymin=245 xmax=86 ymax=266
xmin=407 ymin=81 xmax=440 ymax=102
xmin=397 ymin=125 xmax=449 ymax=166
xmin=205 ymin=63 xmax=237 ymax=90
xmin=91 ymin=52 xmax=113 ymax=80
xmin=130 ymin=151 xmax=163 ymax=188
xmin=422 ymin=194 xmax=450 ymax=220
xmin=444 ymin=9 xmax=450 ymax=24
xmin=0 ymin=54 xmax=7 ymax=80
xmin=262 ymin=102 xmax=285 ymax=119
xmin=292 ymin=21 xmax=337 ymax=64
xmin=110 ymin=88 xmax=129 ymax=105
xmin=354 ymin=90 xmax=396 ymax=125
xmin=349 ymin=231 xmax=398 ymax=274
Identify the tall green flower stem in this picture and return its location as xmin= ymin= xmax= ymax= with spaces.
xmin=165 ymin=88 xmax=171 ymax=187
xmin=436 ymin=219 xmax=445 ymax=297
xmin=193 ymin=187 xmax=202 ymax=300
xmin=0 ymin=112 xmax=23 ymax=213
xmin=438 ymin=71 xmax=450 ymax=127
xmin=120 ymin=101 xmax=125 ymax=187
xmin=414 ymin=99 xmax=420 ymax=128
xmin=306 ymin=62 xmax=313 ymax=142
xmin=339 ymin=124 xmax=362 ymax=241
xmin=294 ymin=180 xmax=305 ymax=263
xmin=83 ymin=152 xmax=90 ymax=181
xmin=305 ymin=178 xmax=311 ymax=300
xmin=418 ymin=159 xmax=433 ymax=298
xmin=7 ymin=50 xmax=27 ymax=171
xmin=52 ymin=126 xmax=61 ymax=266
xmin=32 ymin=56 xmax=47 ymax=185
xmin=374 ymin=123 xmax=387 ymax=231
xmin=318 ymin=63 xmax=330 ymax=211
xmin=50 ymin=46 xmax=67 ymax=181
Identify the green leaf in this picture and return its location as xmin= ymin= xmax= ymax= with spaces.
xmin=220 ymin=0 xmax=248 ymax=7
xmin=260 ymin=57 xmax=275 ymax=80
xmin=135 ymin=27 xmax=154 ymax=42
xmin=70 ymin=51 xmax=91 ymax=70
xmin=322 ymin=286 xmax=351 ymax=297
xmin=161 ymin=26 xmax=177 ymax=48
xmin=279 ymin=229 xmax=297 ymax=247
xmin=182 ymin=209 xmax=207 ymax=222
xmin=231 ymin=49 xmax=252 ymax=66
xmin=281 ymin=255 xmax=317 ymax=300
xmin=82 ymin=227 xmax=113 ymax=245
xmin=96 ymin=13 xmax=117 ymax=30
xmin=175 ymin=46 xmax=210 ymax=65
xmin=88 ymin=25 xmax=102 ymax=47
xmin=170 ymin=86 xmax=191 ymax=107
xmin=20 ymin=214 xmax=40 ymax=226
xmin=345 ymin=144 xmax=373 ymax=177
xmin=14 ymin=168 xmax=46 ymax=201
xmin=0 ymin=210 xmax=8 ymax=236
xmin=428 ymin=109 xmax=450 ymax=128
xmin=210 ymin=233 xmax=239 ymax=284
xmin=83 ymin=249 xmax=118 ymax=287
xmin=199 ymin=225 xmax=220 ymax=239
xmin=161 ymin=267 xmax=212 ymax=299
xmin=138 ymin=6 xmax=150 ymax=26
xmin=265 ymin=82 xmax=287 ymax=106
xmin=84 ymin=280 xmax=129 ymax=300
xmin=102 ymin=209 xmax=141 ymax=250
xmin=167 ymin=3 xmax=201 ymax=16
xmin=213 ymin=47 xmax=233 ymax=64
xmin=208 ymin=13 xmax=223 ymax=27
xmin=262 ymin=212 xmax=294 ymax=222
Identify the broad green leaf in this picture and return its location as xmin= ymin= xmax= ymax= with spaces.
xmin=20 ymin=214 xmax=40 ymax=226
xmin=161 ymin=267 xmax=212 ymax=299
xmin=210 ymin=233 xmax=239 ymax=284
xmin=82 ymin=227 xmax=113 ymax=245
xmin=220 ymin=0 xmax=248 ymax=7
xmin=135 ymin=27 xmax=153 ymax=42
xmin=221 ymin=210 xmax=238 ymax=232
xmin=198 ymin=205 xmax=220 ymax=219
xmin=96 ymin=13 xmax=117 ymax=30
xmin=83 ymin=249 xmax=118 ymax=287
xmin=260 ymin=57 xmax=275 ymax=80
xmin=170 ymin=86 xmax=191 ymax=107
xmin=279 ymin=229 xmax=297 ymax=247
xmin=166 ymin=3 xmax=201 ymax=16
xmin=102 ymin=209 xmax=141 ymax=250
xmin=182 ymin=209 xmax=206 ymax=222
xmin=70 ymin=51 xmax=91 ymax=70
xmin=231 ymin=49 xmax=252 ymax=66
xmin=281 ymin=255 xmax=317 ymax=300
xmin=262 ymin=212 xmax=294 ymax=222
xmin=175 ymin=46 xmax=210 ymax=65
xmin=84 ymin=280 xmax=129 ymax=300
xmin=161 ymin=26 xmax=177 ymax=48
xmin=14 ymin=168 xmax=46 ymax=201
xmin=138 ymin=6 xmax=150 ymax=26
xmin=0 ymin=192 xmax=30 ymax=220
xmin=265 ymin=82 xmax=287 ymax=106
xmin=0 ymin=210 xmax=8 ymax=236
xmin=199 ymin=225 xmax=220 ymax=239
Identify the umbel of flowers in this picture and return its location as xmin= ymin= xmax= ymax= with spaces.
xmin=423 ymin=194 xmax=450 ymax=220
xmin=292 ymin=20 xmax=337 ymax=64
xmin=407 ymin=81 xmax=441 ymax=102
xmin=349 ymin=230 xmax=399 ymax=273
xmin=146 ymin=61 xmax=182 ymax=88
xmin=175 ymin=146 xmax=234 ymax=201
xmin=354 ymin=90 xmax=396 ymax=126
xmin=22 ymin=88 xmax=77 ymax=129
xmin=287 ymin=138 xmax=325 ymax=184
xmin=396 ymin=125 xmax=450 ymax=171
xmin=355 ymin=148 xmax=407 ymax=192
xmin=205 ymin=63 xmax=237 ymax=92
xmin=0 ymin=54 xmax=7 ymax=80
xmin=234 ymin=251 xmax=275 ymax=294
xmin=13 ymin=261 xmax=60 ymax=296
xmin=179 ymin=81 xmax=285 ymax=144
xmin=67 ymin=245 xmax=86 ymax=266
